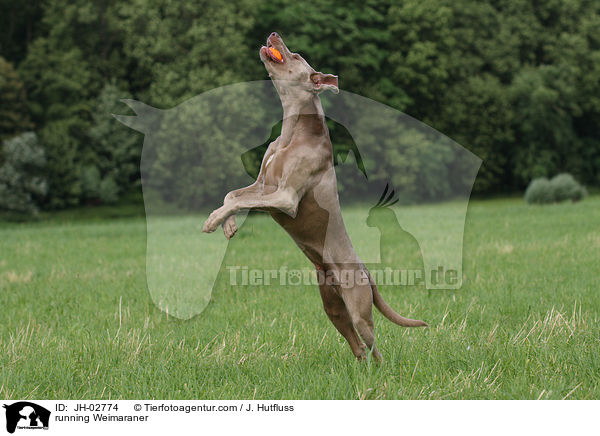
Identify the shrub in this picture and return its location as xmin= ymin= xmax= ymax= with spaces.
xmin=525 ymin=173 xmax=586 ymax=204
xmin=524 ymin=178 xmax=554 ymax=204
xmin=550 ymin=173 xmax=587 ymax=202
xmin=0 ymin=132 xmax=47 ymax=215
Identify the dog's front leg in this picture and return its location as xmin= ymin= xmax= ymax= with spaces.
xmin=203 ymin=182 xmax=265 ymax=238
xmin=218 ymin=183 xmax=264 ymax=239
xmin=202 ymin=188 xmax=299 ymax=234
xmin=220 ymin=215 xmax=236 ymax=239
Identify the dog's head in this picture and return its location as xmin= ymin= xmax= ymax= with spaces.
xmin=260 ymin=32 xmax=339 ymax=102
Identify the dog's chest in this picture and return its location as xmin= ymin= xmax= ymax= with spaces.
xmin=265 ymin=153 xmax=275 ymax=169
xmin=262 ymin=147 xmax=285 ymax=187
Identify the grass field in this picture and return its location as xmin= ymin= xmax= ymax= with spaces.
xmin=1 ymin=195 xmax=599 ymax=399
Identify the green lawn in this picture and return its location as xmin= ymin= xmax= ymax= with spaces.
xmin=1 ymin=196 xmax=599 ymax=399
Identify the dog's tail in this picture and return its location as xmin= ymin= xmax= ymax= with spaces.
xmin=367 ymin=270 xmax=428 ymax=328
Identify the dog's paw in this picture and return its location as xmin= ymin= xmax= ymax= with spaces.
xmin=202 ymin=219 xmax=216 ymax=233
xmin=223 ymin=216 xmax=238 ymax=239
xmin=202 ymin=210 xmax=222 ymax=233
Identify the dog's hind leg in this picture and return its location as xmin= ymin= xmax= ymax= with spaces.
xmin=339 ymin=276 xmax=383 ymax=362
xmin=318 ymin=280 xmax=366 ymax=360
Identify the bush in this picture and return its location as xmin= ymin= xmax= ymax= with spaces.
xmin=0 ymin=132 xmax=47 ymax=215
xmin=525 ymin=173 xmax=586 ymax=204
xmin=550 ymin=173 xmax=587 ymax=202
xmin=524 ymin=178 xmax=555 ymax=204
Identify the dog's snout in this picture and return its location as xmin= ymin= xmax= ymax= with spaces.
xmin=267 ymin=32 xmax=281 ymax=46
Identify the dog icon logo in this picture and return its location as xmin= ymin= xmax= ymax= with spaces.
xmin=3 ymin=402 xmax=50 ymax=433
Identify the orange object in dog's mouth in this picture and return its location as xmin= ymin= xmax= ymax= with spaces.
xmin=267 ymin=45 xmax=284 ymax=63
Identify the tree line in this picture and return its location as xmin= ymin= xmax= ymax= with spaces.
xmin=1 ymin=0 xmax=599 ymax=212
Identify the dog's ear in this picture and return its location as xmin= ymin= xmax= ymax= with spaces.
xmin=310 ymin=72 xmax=339 ymax=94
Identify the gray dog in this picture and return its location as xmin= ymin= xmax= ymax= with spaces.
xmin=203 ymin=32 xmax=427 ymax=361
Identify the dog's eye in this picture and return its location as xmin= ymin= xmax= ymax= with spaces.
xmin=292 ymin=54 xmax=300 ymax=60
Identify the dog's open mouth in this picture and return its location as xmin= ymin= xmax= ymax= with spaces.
xmin=266 ymin=41 xmax=284 ymax=64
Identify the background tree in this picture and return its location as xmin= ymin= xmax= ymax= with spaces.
xmin=0 ymin=57 xmax=32 ymax=144
xmin=1 ymin=0 xmax=598 ymax=208
xmin=0 ymin=132 xmax=47 ymax=215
